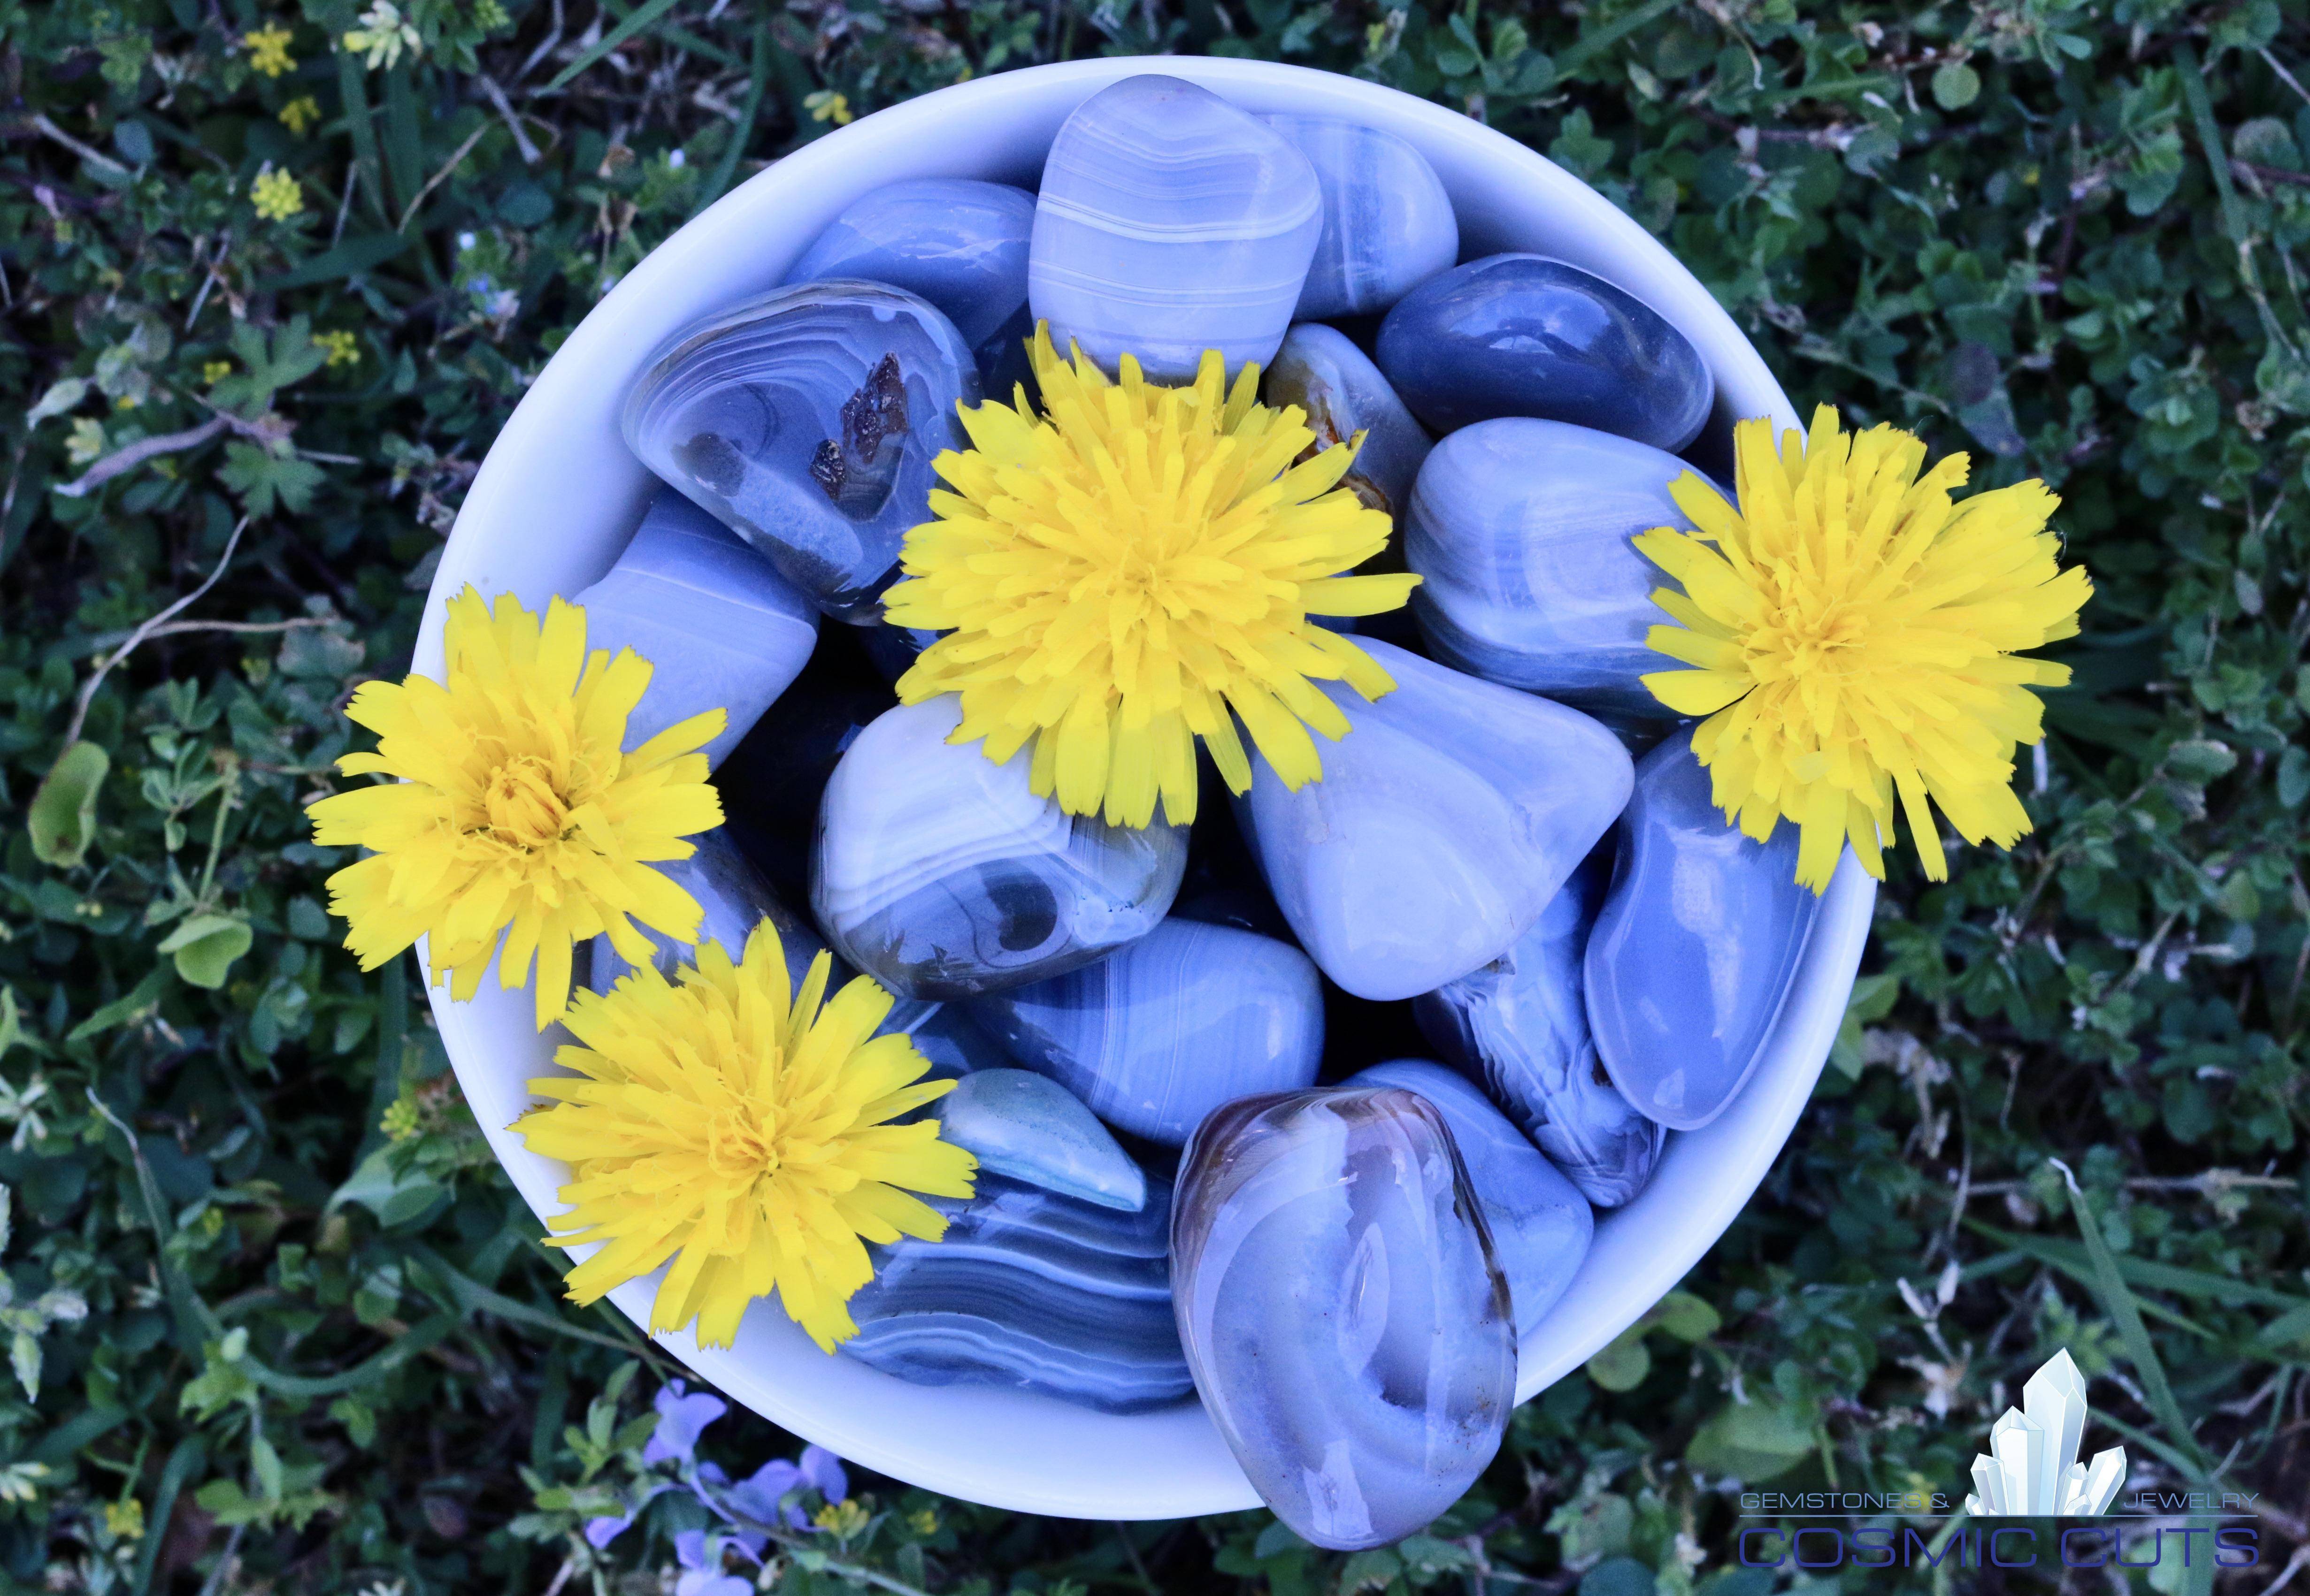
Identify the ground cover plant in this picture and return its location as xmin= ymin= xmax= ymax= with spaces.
xmin=2 ymin=0 xmax=2308 ymax=1589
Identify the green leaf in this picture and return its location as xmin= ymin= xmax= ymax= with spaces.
xmin=1829 ymin=971 xmax=1901 ymax=1077
xmin=155 ymin=915 xmax=253 ymax=989
xmin=1582 ymin=1558 xmax=1659 ymax=1596
xmin=328 ymin=1147 xmax=448 ymax=1229
xmin=1586 ymin=1331 xmax=1652 ymax=1391
xmin=1685 ymin=1395 xmax=1818 ymax=1482
xmin=219 ymin=441 xmax=326 ymax=517
xmin=28 ymin=741 xmax=109 ymax=868
xmin=1931 ymin=62 xmax=1980 ymax=109
xmin=1650 ymin=1291 xmax=1722 ymax=1342
xmin=66 ymin=965 xmax=171 ymax=1043
xmin=258 ymin=231 xmax=417 ymax=290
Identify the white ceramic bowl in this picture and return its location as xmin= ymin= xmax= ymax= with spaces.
xmin=422 ymin=56 xmax=1876 ymax=1520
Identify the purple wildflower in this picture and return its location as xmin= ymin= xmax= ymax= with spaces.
xmin=643 ymin=1380 xmax=729 ymax=1466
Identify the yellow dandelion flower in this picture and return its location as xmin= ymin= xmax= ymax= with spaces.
xmin=307 ymin=586 xmax=727 ymax=1028
xmin=316 ymin=329 xmax=360 ymax=368
xmin=243 ymin=24 xmax=296 ymax=76
xmin=250 ymin=166 xmax=304 ymax=221
xmin=1636 ymin=405 xmax=2093 ymax=893
xmin=885 ymin=326 xmax=1420 ymax=828
xmin=279 ymin=95 xmax=322 ymax=135
xmin=515 ymin=920 xmax=978 ymax=1351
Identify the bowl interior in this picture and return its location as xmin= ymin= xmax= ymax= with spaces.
xmin=424 ymin=56 xmax=1876 ymax=1520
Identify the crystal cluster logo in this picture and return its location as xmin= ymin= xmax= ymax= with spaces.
xmin=1962 ymin=1352 xmax=2126 ymax=1517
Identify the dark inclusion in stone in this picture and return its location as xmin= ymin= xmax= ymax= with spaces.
xmin=809 ymin=353 xmax=911 ymax=513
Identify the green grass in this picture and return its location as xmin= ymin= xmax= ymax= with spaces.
xmin=1 ymin=0 xmax=2306 ymax=1590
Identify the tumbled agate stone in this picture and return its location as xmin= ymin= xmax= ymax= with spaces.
xmin=936 ymin=1069 xmax=1148 ymax=1213
xmin=1262 ymin=115 xmax=1457 ymax=320
xmin=968 ymin=918 xmax=1324 ymax=1145
xmin=1415 ymin=856 xmax=1664 ymax=1207
xmin=785 ymin=177 xmax=1037 ymax=394
xmin=1171 ymin=1088 xmax=1515 ymax=1550
xmin=586 ymin=830 xmax=939 ymax=1034
xmin=1585 ymin=731 xmax=1820 ymax=1130
xmin=622 ymin=281 xmax=979 ymax=622
xmin=1235 ymin=638 xmax=1633 ymax=1001
xmin=1266 ymin=323 xmax=1433 ymax=519
xmin=813 ymin=697 xmax=1187 ymax=1001
xmin=1345 ymin=1060 xmax=1593 ymax=1344
xmin=1376 ymin=254 xmax=1713 ymax=451
xmin=1030 ymin=75 xmax=1321 ymax=380
xmin=1408 ymin=418 xmax=1699 ymax=722
xmin=844 ymin=1174 xmax=1192 ymax=1413
xmin=572 ymin=493 xmax=819 ymax=769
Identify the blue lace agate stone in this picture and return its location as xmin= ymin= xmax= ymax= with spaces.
xmin=1585 ymin=730 xmax=1821 ymax=1130
xmin=1344 ymin=1060 xmax=1593 ymax=1343
xmin=1266 ymin=323 xmax=1433 ymax=519
xmin=1171 ymin=1088 xmax=1514 ymax=1550
xmin=935 ymin=1069 xmax=1148 ymax=1212
xmin=1235 ymin=637 xmax=1633 ymax=1000
xmin=813 ymin=697 xmax=1187 ymax=1001
xmin=1261 ymin=115 xmax=1457 ymax=320
xmin=843 ymin=1174 xmax=1192 ymax=1413
xmin=1407 ymin=418 xmax=1700 ymax=722
xmin=1376 ymin=254 xmax=1714 ymax=451
xmin=1414 ymin=856 xmax=1664 ymax=1207
xmin=785 ymin=177 xmax=1037 ymax=395
xmin=622 ymin=281 xmax=979 ymax=622
xmin=1029 ymin=75 xmax=1321 ymax=380
xmin=968 ymin=917 xmax=1324 ymax=1145
xmin=572 ymin=493 xmax=819 ymax=770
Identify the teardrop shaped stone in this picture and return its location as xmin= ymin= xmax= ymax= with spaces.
xmin=1414 ymin=855 xmax=1664 ymax=1207
xmin=935 ymin=1069 xmax=1148 ymax=1212
xmin=1030 ymin=75 xmax=1321 ymax=380
xmin=1261 ymin=115 xmax=1458 ymax=320
xmin=813 ymin=696 xmax=1187 ymax=1000
xmin=968 ymin=917 xmax=1324 ymax=1145
xmin=1171 ymin=1087 xmax=1515 ymax=1550
xmin=843 ymin=1173 xmax=1192 ymax=1413
xmin=622 ymin=281 xmax=980 ymax=621
xmin=1344 ymin=1059 xmax=1593 ymax=1343
xmin=1376 ymin=254 xmax=1713 ymax=451
xmin=1234 ymin=637 xmax=1633 ymax=1000
xmin=572 ymin=493 xmax=820 ymax=770
xmin=1407 ymin=417 xmax=1700 ymax=723
xmin=786 ymin=177 xmax=1038 ymax=394
xmin=1265 ymin=323 xmax=1433 ymax=520
xmin=1585 ymin=730 xmax=1821 ymax=1130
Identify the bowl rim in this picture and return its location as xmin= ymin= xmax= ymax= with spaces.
xmin=421 ymin=53 xmax=1877 ymax=1520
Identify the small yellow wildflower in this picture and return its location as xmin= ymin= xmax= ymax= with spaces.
xmin=112 ymin=393 xmax=140 ymax=412
xmin=243 ymin=24 xmax=296 ymax=76
xmin=805 ymin=90 xmax=854 ymax=125
xmin=317 ymin=329 xmax=360 ymax=368
xmin=251 ymin=166 xmax=304 ymax=221
xmin=1637 ymin=405 xmax=2093 ymax=892
xmin=885 ymin=326 xmax=1419 ymax=828
xmin=306 ymin=587 xmax=728 ymax=1028
xmin=279 ymin=95 xmax=322 ymax=135
xmin=341 ymin=0 xmax=421 ymax=69
xmin=203 ymin=360 xmax=232 ymax=384
xmin=515 ymin=920 xmax=978 ymax=1351
xmin=65 ymin=418 xmax=106 ymax=466
xmin=907 ymin=1508 xmax=940 ymax=1537
xmin=815 ymin=1498 xmax=871 ymax=1538
xmin=103 ymin=1499 xmax=144 ymax=1542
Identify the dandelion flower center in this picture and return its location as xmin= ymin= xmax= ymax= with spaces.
xmin=483 ymin=755 xmax=572 ymax=849
xmin=516 ymin=921 xmax=978 ymax=1352
xmin=883 ymin=326 xmax=1421 ymax=829
xmin=1638 ymin=405 xmax=2093 ymax=892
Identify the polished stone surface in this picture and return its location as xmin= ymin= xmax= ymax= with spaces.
xmin=1414 ymin=856 xmax=1664 ymax=1207
xmin=622 ymin=281 xmax=980 ymax=622
xmin=1029 ymin=75 xmax=1321 ymax=380
xmin=1171 ymin=1088 xmax=1514 ymax=1550
xmin=936 ymin=1069 xmax=1148 ymax=1212
xmin=969 ymin=918 xmax=1323 ymax=1145
xmin=1265 ymin=323 xmax=1432 ymax=520
xmin=1585 ymin=730 xmax=1821 ymax=1130
xmin=843 ymin=1173 xmax=1192 ymax=1413
xmin=813 ymin=697 xmax=1187 ymax=1000
xmin=1376 ymin=254 xmax=1714 ymax=451
xmin=586 ymin=829 xmax=939 ymax=1034
xmin=1262 ymin=115 xmax=1457 ymax=321
xmin=1234 ymin=637 xmax=1633 ymax=1000
xmin=786 ymin=178 xmax=1038 ymax=395
xmin=1407 ymin=418 xmax=1699 ymax=722
xmin=1344 ymin=1060 xmax=1592 ymax=1343
xmin=572 ymin=493 xmax=819 ymax=770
